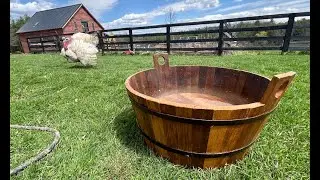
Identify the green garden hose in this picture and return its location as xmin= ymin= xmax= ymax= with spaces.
xmin=10 ymin=125 xmax=60 ymax=176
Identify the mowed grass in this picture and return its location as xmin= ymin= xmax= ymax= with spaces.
xmin=10 ymin=53 xmax=310 ymax=179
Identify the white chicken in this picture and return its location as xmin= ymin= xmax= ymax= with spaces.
xmin=60 ymin=32 xmax=99 ymax=66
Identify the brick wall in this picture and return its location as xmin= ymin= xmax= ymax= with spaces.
xmin=63 ymin=7 xmax=103 ymax=34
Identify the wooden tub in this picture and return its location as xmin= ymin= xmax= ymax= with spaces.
xmin=125 ymin=53 xmax=295 ymax=169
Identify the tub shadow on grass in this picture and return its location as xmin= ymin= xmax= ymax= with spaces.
xmin=113 ymin=107 xmax=152 ymax=156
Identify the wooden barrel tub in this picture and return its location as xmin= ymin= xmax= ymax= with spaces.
xmin=125 ymin=53 xmax=296 ymax=169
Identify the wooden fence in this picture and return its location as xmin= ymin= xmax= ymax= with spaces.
xmin=27 ymin=34 xmax=62 ymax=53
xmin=26 ymin=12 xmax=309 ymax=55
xmin=27 ymin=32 xmax=96 ymax=53
xmin=98 ymin=12 xmax=310 ymax=55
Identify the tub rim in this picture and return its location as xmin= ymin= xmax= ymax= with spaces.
xmin=125 ymin=65 xmax=271 ymax=111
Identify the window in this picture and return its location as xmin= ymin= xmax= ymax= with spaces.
xmin=81 ymin=21 xmax=89 ymax=33
xmin=74 ymin=21 xmax=78 ymax=32
xmin=92 ymin=22 xmax=95 ymax=31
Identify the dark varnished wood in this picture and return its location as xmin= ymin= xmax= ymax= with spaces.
xmin=125 ymin=53 xmax=296 ymax=169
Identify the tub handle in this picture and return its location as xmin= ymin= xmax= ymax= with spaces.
xmin=153 ymin=53 xmax=170 ymax=72
xmin=260 ymin=71 xmax=296 ymax=109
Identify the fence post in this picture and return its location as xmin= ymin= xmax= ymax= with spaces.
xmin=129 ymin=29 xmax=134 ymax=51
xmin=98 ymin=31 xmax=105 ymax=55
xmin=217 ymin=21 xmax=224 ymax=56
xmin=40 ymin=37 xmax=44 ymax=53
xmin=166 ymin=25 xmax=171 ymax=54
xmin=56 ymin=35 xmax=61 ymax=51
xmin=282 ymin=14 xmax=295 ymax=53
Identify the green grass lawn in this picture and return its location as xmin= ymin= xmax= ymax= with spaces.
xmin=10 ymin=53 xmax=310 ymax=179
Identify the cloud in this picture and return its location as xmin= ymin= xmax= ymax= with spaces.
xmin=104 ymin=0 xmax=220 ymax=29
xmin=103 ymin=0 xmax=309 ymax=29
xmin=162 ymin=0 xmax=220 ymax=12
xmin=70 ymin=0 xmax=118 ymax=19
xmin=233 ymin=0 xmax=243 ymax=2
xmin=180 ymin=0 xmax=309 ymax=24
xmin=217 ymin=0 xmax=309 ymax=13
xmin=10 ymin=0 xmax=118 ymax=20
xmin=216 ymin=0 xmax=282 ymax=13
xmin=10 ymin=0 xmax=56 ymax=19
xmin=106 ymin=13 xmax=150 ymax=28
xmin=105 ymin=0 xmax=309 ymax=34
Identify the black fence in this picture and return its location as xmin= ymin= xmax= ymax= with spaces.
xmin=98 ymin=12 xmax=310 ymax=55
xmin=25 ymin=12 xmax=309 ymax=55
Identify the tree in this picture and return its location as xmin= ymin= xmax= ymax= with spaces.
xmin=10 ymin=14 xmax=30 ymax=46
xmin=255 ymin=31 xmax=268 ymax=37
xmin=254 ymin=20 xmax=260 ymax=26
xmin=270 ymin=18 xmax=275 ymax=24
xmin=293 ymin=18 xmax=310 ymax=36
xmin=165 ymin=8 xmax=176 ymax=24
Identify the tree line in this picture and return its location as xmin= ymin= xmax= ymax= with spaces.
xmin=126 ymin=18 xmax=309 ymax=46
xmin=10 ymin=15 xmax=30 ymax=52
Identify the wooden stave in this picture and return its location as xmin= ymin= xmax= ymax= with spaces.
xmin=125 ymin=64 xmax=295 ymax=168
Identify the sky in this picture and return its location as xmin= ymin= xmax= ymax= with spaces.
xmin=10 ymin=0 xmax=310 ymax=30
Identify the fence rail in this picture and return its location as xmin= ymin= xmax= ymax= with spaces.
xmin=99 ymin=11 xmax=310 ymax=55
xmin=27 ymin=32 xmax=96 ymax=53
xmin=26 ymin=12 xmax=309 ymax=55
